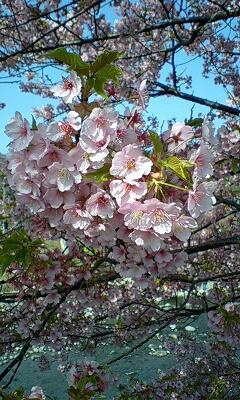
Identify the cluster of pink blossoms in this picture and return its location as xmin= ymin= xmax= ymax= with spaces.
xmin=65 ymin=360 xmax=107 ymax=396
xmin=5 ymin=71 xmax=217 ymax=281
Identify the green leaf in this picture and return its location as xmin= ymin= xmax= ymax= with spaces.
xmin=0 ymin=386 xmax=25 ymax=400
xmin=85 ymin=164 xmax=112 ymax=183
xmin=95 ymin=64 xmax=122 ymax=83
xmin=161 ymin=156 xmax=193 ymax=184
xmin=231 ymin=158 xmax=239 ymax=174
xmin=185 ymin=118 xmax=204 ymax=127
xmin=94 ymin=64 xmax=122 ymax=97
xmin=149 ymin=131 xmax=165 ymax=157
xmin=84 ymin=77 xmax=95 ymax=96
xmin=0 ymin=230 xmax=42 ymax=275
xmin=90 ymin=50 xmax=122 ymax=74
xmin=31 ymin=115 xmax=38 ymax=131
xmin=94 ymin=78 xmax=108 ymax=98
xmin=48 ymin=48 xmax=90 ymax=76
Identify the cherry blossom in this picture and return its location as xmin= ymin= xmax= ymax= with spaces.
xmin=44 ymin=290 xmax=61 ymax=305
xmin=118 ymin=201 xmax=149 ymax=230
xmin=144 ymin=199 xmax=181 ymax=235
xmin=2 ymin=42 xmax=238 ymax=400
xmin=29 ymin=386 xmax=46 ymax=400
xmin=46 ymin=111 xmax=81 ymax=142
xmin=190 ymin=143 xmax=213 ymax=178
xmin=63 ymin=205 xmax=92 ymax=229
xmin=173 ymin=215 xmax=197 ymax=241
xmin=43 ymin=187 xmax=75 ymax=209
xmin=5 ymin=112 xmax=34 ymax=151
xmin=188 ymin=180 xmax=216 ymax=218
xmin=110 ymin=144 xmax=153 ymax=182
xmin=163 ymin=122 xmax=194 ymax=152
xmin=13 ymin=174 xmax=41 ymax=197
xmin=51 ymin=72 xmax=82 ymax=104
xmin=86 ymin=190 xmax=116 ymax=218
xmin=129 ymin=229 xmax=164 ymax=251
xmin=109 ymin=179 xmax=147 ymax=206
xmin=38 ymin=145 xmax=68 ymax=168
xmin=81 ymin=107 xmax=118 ymax=141
xmin=45 ymin=162 xmax=82 ymax=192
xmin=114 ymin=121 xmax=137 ymax=148
xmin=136 ymin=79 xmax=148 ymax=109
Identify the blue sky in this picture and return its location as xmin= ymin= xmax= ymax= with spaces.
xmin=0 ymin=54 xmax=228 ymax=154
xmin=0 ymin=1 xmax=230 ymax=154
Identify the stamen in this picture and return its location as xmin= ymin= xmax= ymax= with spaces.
xmin=126 ymin=159 xmax=136 ymax=169
xmin=62 ymin=79 xmax=74 ymax=91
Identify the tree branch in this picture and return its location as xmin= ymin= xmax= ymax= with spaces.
xmin=0 ymin=8 xmax=239 ymax=63
xmin=150 ymin=82 xmax=240 ymax=116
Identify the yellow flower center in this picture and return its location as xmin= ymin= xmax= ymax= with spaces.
xmin=126 ymin=159 xmax=136 ymax=170
xmin=59 ymin=168 xmax=70 ymax=179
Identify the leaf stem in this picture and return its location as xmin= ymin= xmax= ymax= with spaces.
xmin=158 ymin=180 xmax=190 ymax=192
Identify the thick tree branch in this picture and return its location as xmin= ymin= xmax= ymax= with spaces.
xmin=215 ymin=196 xmax=240 ymax=211
xmin=150 ymin=82 xmax=240 ymax=116
xmin=184 ymin=236 xmax=240 ymax=254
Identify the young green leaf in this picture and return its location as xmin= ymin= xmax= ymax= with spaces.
xmin=231 ymin=158 xmax=239 ymax=174
xmin=149 ymin=131 xmax=165 ymax=157
xmin=161 ymin=156 xmax=193 ymax=185
xmin=185 ymin=118 xmax=204 ymax=127
xmin=0 ymin=230 xmax=42 ymax=275
xmin=31 ymin=115 xmax=38 ymax=131
xmin=94 ymin=65 xmax=122 ymax=97
xmin=90 ymin=50 xmax=122 ymax=74
xmin=48 ymin=48 xmax=90 ymax=76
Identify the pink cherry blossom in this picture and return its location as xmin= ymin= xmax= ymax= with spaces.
xmin=45 ymin=162 xmax=82 ymax=192
xmin=67 ymin=111 xmax=82 ymax=130
xmin=110 ymin=144 xmax=152 ymax=182
xmin=163 ymin=122 xmax=194 ymax=152
xmin=155 ymin=249 xmax=173 ymax=264
xmin=129 ymin=229 xmax=164 ymax=251
xmin=69 ymin=143 xmax=104 ymax=172
xmin=136 ymin=79 xmax=147 ymax=109
xmin=190 ymin=143 xmax=213 ymax=178
xmin=46 ymin=111 xmax=81 ymax=142
xmin=114 ymin=121 xmax=137 ymax=149
xmin=188 ymin=180 xmax=217 ymax=218
xmin=29 ymin=386 xmax=46 ymax=400
xmin=16 ymin=194 xmax=45 ymax=213
xmin=109 ymin=179 xmax=147 ymax=206
xmin=43 ymin=187 xmax=75 ymax=209
xmin=46 ymin=121 xmax=73 ymax=142
xmin=51 ymin=72 xmax=82 ymax=104
xmin=144 ymin=199 xmax=181 ymax=235
xmin=6 ymin=151 xmax=27 ymax=174
xmin=85 ymin=190 xmax=116 ymax=218
xmin=79 ymin=110 xmax=114 ymax=159
xmin=27 ymin=127 xmax=50 ymax=161
xmin=63 ymin=205 xmax=92 ymax=229
xmin=202 ymin=120 xmax=218 ymax=146
xmin=118 ymin=201 xmax=149 ymax=230
xmin=44 ymin=290 xmax=61 ymax=305
xmin=173 ymin=215 xmax=197 ymax=241
xmin=38 ymin=145 xmax=68 ymax=168
xmin=109 ymin=245 xmax=126 ymax=263
xmin=81 ymin=107 xmax=118 ymax=142
xmin=41 ymin=207 xmax=63 ymax=227
xmin=79 ymin=132 xmax=110 ymax=162
xmin=5 ymin=111 xmax=34 ymax=151
xmin=13 ymin=174 xmax=41 ymax=197
xmin=166 ymin=252 xmax=188 ymax=269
